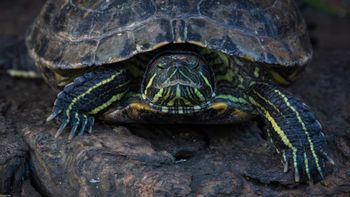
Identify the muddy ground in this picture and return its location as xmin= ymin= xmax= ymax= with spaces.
xmin=0 ymin=1 xmax=350 ymax=196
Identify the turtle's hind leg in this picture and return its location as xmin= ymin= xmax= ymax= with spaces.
xmin=47 ymin=67 xmax=130 ymax=139
xmin=247 ymin=82 xmax=334 ymax=183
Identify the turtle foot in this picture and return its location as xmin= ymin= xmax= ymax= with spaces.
xmin=247 ymin=82 xmax=334 ymax=183
xmin=282 ymin=147 xmax=334 ymax=183
xmin=47 ymin=109 xmax=95 ymax=140
xmin=46 ymin=68 xmax=129 ymax=139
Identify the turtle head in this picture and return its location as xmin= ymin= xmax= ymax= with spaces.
xmin=142 ymin=52 xmax=215 ymax=113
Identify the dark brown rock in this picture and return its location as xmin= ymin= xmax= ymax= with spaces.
xmin=0 ymin=100 xmax=28 ymax=194
xmin=20 ymin=180 xmax=41 ymax=197
xmin=23 ymin=126 xmax=192 ymax=197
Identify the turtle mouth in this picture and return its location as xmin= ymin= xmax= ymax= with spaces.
xmin=143 ymin=83 xmax=215 ymax=108
xmin=148 ymin=100 xmax=212 ymax=114
xmin=157 ymin=79 xmax=200 ymax=89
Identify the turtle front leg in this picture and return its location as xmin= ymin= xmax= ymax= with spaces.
xmin=47 ymin=67 xmax=130 ymax=139
xmin=247 ymin=82 xmax=334 ymax=182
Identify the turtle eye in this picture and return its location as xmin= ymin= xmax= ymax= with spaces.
xmin=157 ymin=64 xmax=165 ymax=69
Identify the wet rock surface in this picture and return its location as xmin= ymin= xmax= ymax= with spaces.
xmin=0 ymin=0 xmax=350 ymax=196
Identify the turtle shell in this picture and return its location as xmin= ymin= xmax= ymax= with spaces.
xmin=26 ymin=0 xmax=312 ymax=81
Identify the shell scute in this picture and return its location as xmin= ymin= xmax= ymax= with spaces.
xmin=27 ymin=0 xmax=312 ymax=78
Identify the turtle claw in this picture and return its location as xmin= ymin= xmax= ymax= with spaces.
xmin=292 ymin=150 xmax=301 ymax=183
xmin=282 ymin=148 xmax=331 ymax=183
xmin=55 ymin=117 xmax=70 ymax=138
xmin=320 ymin=150 xmax=335 ymax=165
xmin=68 ymin=113 xmax=80 ymax=140
xmin=294 ymin=168 xmax=300 ymax=183
xmin=49 ymin=108 xmax=94 ymax=139
xmin=283 ymin=149 xmax=303 ymax=182
xmin=46 ymin=109 xmax=62 ymax=122
xmin=78 ymin=115 xmax=88 ymax=136
xmin=87 ymin=117 xmax=95 ymax=134
xmin=282 ymin=151 xmax=289 ymax=173
xmin=50 ymin=109 xmax=94 ymax=140
xmin=303 ymin=152 xmax=312 ymax=182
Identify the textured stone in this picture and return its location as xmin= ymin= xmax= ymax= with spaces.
xmin=0 ymin=107 xmax=28 ymax=194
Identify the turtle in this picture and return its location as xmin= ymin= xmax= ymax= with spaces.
xmin=1 ymin=0 xmax=334 ymax=183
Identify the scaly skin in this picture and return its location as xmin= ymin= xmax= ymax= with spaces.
xmin=247 ymin=82 xmax=334 ymax=182
xmin=47 ymin=48 xmax=333 ymax=183
xmin=47 ymin=67 xmax=130 ymax=139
